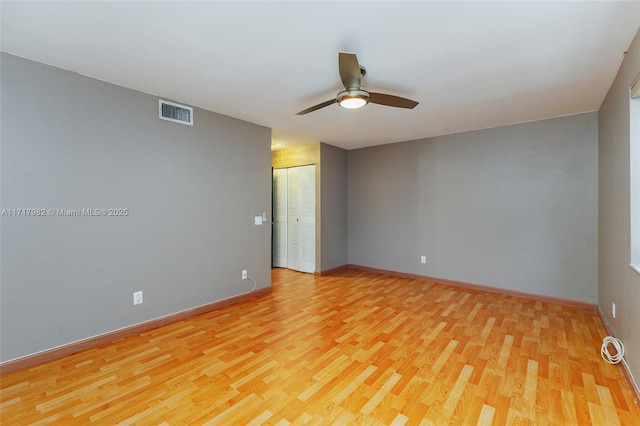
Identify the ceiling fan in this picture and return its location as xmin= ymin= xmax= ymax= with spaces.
xmin=296 ymin=52 xmax=419 ymax=116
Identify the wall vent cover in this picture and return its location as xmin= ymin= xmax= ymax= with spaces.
xmin=159 ymin=100 xmax=193 ymax=125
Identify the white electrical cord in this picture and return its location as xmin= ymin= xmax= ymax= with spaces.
xmin=245 ymin=275 xmax=257 ymax=294
xmin=232 ymin=274 xmax=257 ymax=297
xmin=601 ymin=336 xmax=625 ymax=364
xmin=601 ymin=336 xmax=640 ymax=394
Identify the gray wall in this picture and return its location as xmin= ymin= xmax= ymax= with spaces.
xmin=348 ymin=112 xmax=598 ymax=303
xmin=320 ymin=143 xmax=348 ymax=271
xmin=1 ymin=53 xmax=272 ymax=363
xmin=598 ymin=30 xmax=640 ymax=383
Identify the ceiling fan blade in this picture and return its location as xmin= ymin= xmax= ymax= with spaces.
xmin=295 ymin=99 xmax=336 ymax=115
xmin=369 ymin=92 xmax=419 ymax=109
xmin=339 ymin=52 xmax=361 ymax=89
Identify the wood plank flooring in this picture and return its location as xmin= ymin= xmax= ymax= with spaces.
xmin=1 ymin=268 xmax=639 ymax=425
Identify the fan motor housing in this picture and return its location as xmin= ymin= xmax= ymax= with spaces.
xmin=337 ymin=89 xmax=370 ymax=109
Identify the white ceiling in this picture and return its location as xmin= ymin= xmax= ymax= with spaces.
xmin=2 ymin=1 xmax=639 ymax=150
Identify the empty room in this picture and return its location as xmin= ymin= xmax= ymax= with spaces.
xmin=1 ymin=1 xmax=640 ymax=424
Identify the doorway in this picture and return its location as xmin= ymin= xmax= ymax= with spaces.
xmin=272 ymin=165 xmax=315 ymax=273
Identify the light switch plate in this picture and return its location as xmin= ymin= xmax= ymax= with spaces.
xmin=255 ymin=216 xmax=263 ymax=225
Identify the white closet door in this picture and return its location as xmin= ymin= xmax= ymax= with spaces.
xmin=272 ymin=169 xmax=288 ymax=268
xmin=272 ymin=165 xmax=315 ymax=273
xmin=297 ymin=165 xmax=315 ymax=273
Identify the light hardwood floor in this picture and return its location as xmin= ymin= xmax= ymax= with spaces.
xmin=1 ymin=268 xmax=639 ymax=425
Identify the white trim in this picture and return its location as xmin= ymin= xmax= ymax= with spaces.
xmin=630 ymin=93 xmax=640 ymax=270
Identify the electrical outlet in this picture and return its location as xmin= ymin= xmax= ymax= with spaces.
xmin=420 ymin=256 xmax=427 ymax=264
xmin=133 ymin=291 xmax=143 ymax=305
xmin=612 ymin=302 xmax=616 ymax=318
xmin=242 ymin=270 xmax=248 ymax=280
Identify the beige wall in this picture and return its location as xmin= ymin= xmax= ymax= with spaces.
xmin=272 ymin=143 xmax=320 ymax=170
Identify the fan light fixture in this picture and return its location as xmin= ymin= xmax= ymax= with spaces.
xmin=337 ymin=89 xmax=369 ymax=109
xmin=295 ymin=53 xmax=418 ymax=116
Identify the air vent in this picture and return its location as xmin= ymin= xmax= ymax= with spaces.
xmin=159 ymin=100 xmax=193 ymax=126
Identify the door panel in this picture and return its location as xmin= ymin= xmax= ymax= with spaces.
xmin=298 ymin=165 xmax=315 ymax=273
xmin=272 ymin=169 xmax=288 ymax=268
xmin=287 ymin=167 xmax=300 ymax=271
